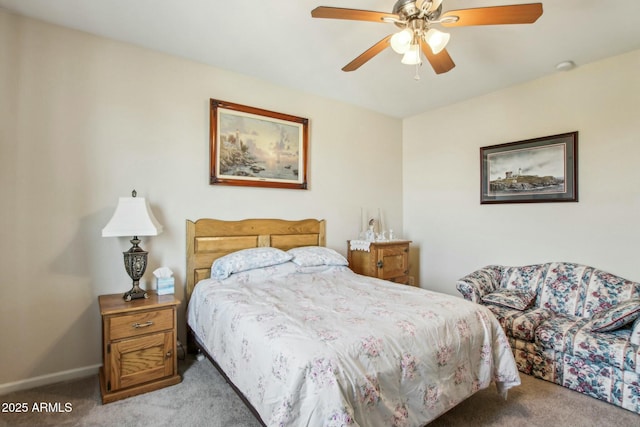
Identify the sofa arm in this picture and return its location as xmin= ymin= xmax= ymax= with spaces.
xmin=456 ymin=265 xmax=504 ymax=303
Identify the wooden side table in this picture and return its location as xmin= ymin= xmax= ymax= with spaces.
xmin=98 ymin=292 xmax=181 ymax=403
xmin=347 ymin=240 xmax=414 ymax=285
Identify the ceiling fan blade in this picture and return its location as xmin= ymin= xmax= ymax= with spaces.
xmin=441 ymin=3 xmax=543 ymax=27
xmin=311 ymin=6 xmax=399 ymax=23
xmin=420 ymin=40 xmax=455 ymax=74
xmin=342 ymin=35 xmax=392 ymax=72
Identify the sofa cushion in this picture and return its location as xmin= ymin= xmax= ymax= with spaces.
xmin=588 ymin=299 xmax=640 ymax=332
xmin=538 ymin=263 xmax=591 ymax=317
xmin=486 ymin=305 xmax=553 ymax=342
xmin=484 ymin=304 xmax=521 ymax=333
xmin=536 ymin=315 xmax=590 ymax=353
xmin=482 ymin=288 xmax=536 ymax=310
xmin=509 ymin=308 xmax=554 ymax=342
xmin=581 ymin=269 xmax=640 ymax=318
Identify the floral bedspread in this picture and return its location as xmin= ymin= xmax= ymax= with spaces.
xmin=187 ymin=263 xmax=520 ymax=427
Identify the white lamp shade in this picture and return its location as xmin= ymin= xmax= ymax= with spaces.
xmin=390 ymin=29 xmax=413 ymax=54
xmin=401 ymin=44 xmax=422 ymax=65
xmin=424 ymin=28 xmax=450 ymax=55
xmin=102 ymin=197 xmax=163 ymax=237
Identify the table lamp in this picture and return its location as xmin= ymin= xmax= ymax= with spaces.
xmin=102 ymin=190 xmax=163 ymax=301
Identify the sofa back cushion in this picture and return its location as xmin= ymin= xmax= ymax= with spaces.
xmin=581 ymin=269 xmax=640 ymax=318
xmin=538 ymin=263 xmax=592 ymax=316
xmin=538 ymin=263 xmax=640 ymax=318
xmin=500 ymin=263 xmax=549 ymax=296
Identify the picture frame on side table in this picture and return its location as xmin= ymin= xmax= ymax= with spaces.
xmin=210 ymin=99 xmax=309 ymax=190
xmin=480 ymin=131 xmax=578 ymax=204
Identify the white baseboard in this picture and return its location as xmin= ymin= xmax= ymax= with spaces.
xmin=0 ymin=364 xmax=101 ymax=396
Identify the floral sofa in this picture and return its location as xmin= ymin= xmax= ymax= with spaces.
xmin=456 ymin=262 xmax=640 ymax=414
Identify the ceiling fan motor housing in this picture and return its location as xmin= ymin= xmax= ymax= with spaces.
xmin=393 ymin=0 xmax=442 ymax=29
xmin=393 ymin=0 xmax=420 ymax=19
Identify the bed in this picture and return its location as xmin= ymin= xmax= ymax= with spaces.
xmin=185 ymin=218 xmax=520 ymax=427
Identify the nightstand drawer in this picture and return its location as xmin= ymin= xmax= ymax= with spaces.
xmin=109 ymin=308 xmax=174 ymax=340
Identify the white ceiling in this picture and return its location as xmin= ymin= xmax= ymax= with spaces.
xmin=2 ymin=0 xmax=640 ymax=118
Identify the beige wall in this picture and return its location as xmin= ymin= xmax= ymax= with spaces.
xmin=0 ymin=11 xmax=403 ymax=390
xmin=403 ymin=49 xmax=640 ymax=295
xmin=3 ymin=7 xmax=639 ymax=393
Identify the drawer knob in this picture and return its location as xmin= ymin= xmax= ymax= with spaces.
xmin=377 ymin=261 xmax=384 ymax=268
xmin=132 ymin=321 xmax=154 ymax=329
xmin=165 ymin=350 xmax=172 ymax=359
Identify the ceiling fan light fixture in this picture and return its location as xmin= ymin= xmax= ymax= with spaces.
xmin=415 ymin=0 xmax=442 ymax=13
xmin=401 ymin=43 xmax=422 ymax=65
xmin=310 ymin=1 xmax=543 ymax=76
xmin=390 ymin=28 xmax=413 ymax=54
xmin=426 ymin=0 xmax=443 ymax=13
xmin=424 ymin=28 xmax=450 ymax=54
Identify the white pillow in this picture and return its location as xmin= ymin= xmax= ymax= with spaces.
xmin=287 ymin=246 xmax=348 ymax=267
xmin=211 ymin=247 xmax=293 ymax=280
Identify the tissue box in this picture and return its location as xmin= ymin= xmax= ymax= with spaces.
xmin=156 ymin=277 xmax=175 ymax=295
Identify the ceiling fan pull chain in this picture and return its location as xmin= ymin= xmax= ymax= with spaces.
xmin=414 ymin=63 xmax=421 ymax=80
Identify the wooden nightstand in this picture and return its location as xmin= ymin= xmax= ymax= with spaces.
xmin=98 ymin=292 xmax=181 ymax=403
xmin=348 ymin=240 xmax=414 ymax=286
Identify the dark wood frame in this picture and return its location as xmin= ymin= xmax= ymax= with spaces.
xmin=210 ymin=99 xmax=309 ymax=189
xmin=480 ymin=132 xmax=578 ymax=204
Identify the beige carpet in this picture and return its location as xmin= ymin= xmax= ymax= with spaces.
xmin=1 ymin=355 xmax=637 ymax=427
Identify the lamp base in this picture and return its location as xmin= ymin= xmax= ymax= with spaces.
xmin=122 ymin=236 xmax=150 ymax=302
xmin=123 ymin=284 xmax=149 ymax=302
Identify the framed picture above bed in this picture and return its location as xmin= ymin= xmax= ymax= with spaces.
xmin=480 ymin=131 xmax=578 ymax=204
xmin=209 ymin=99 xmax=309 ymax=189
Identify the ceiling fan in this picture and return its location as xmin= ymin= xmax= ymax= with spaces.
xmin=311 ymin=0 xmax=543 ymax=76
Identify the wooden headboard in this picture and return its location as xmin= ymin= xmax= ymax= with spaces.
xmin=186 ymin=218 xmax=326 ymax=302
